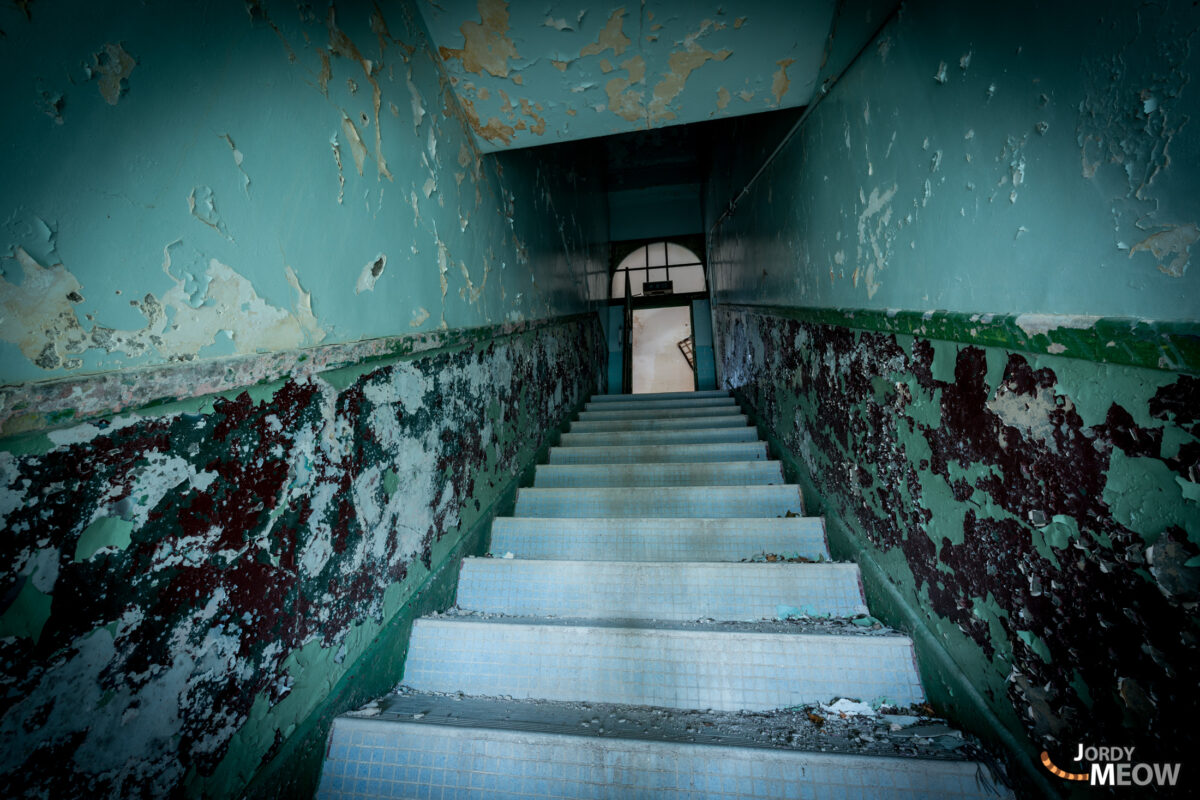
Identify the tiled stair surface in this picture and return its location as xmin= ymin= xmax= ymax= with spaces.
xmin=318 ymin=390 xmax=1015 ymax=799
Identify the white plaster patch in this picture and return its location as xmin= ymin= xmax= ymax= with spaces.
xmin=1014 ymin=313 xmax=1103 ymax=338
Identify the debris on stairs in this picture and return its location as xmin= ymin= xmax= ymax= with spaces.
xmin=317 ymin=389 xmax=1014 ymax=799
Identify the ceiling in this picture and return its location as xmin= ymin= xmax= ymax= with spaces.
xmin=416 ymin=0 xmax=838 ymax=152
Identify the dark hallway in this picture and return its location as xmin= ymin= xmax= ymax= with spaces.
xmin=1 ymin=0 xmax=1197 ymax=797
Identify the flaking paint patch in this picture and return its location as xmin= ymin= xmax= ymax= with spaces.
xmin=356 ymin=254 xmax=387 ymax=294
xmin=188 ymin=186 xmax=234 ymax=241
xmin=330 ymin=134 xmax=345 ymax=204
xmin=438 ymin=0 xmax=519 ymax=78
xmin=717 ymin=306 xmax=1200 ymax=774
xmin=340 ymin=114 xmax=368 ymax=176
xmin=89 ymin=42 xmax=136 ymax=105
xmin=580 ymin=8 xmax=631 ymax=58
xmin=771 ymin=58 xmax=795 ymax=106
xmin=0 ymin=247 xmax=325 ymax=371
xmin=605 ymin=55 xmax=646 ymax=123
xmin=0 ymin=316 xmax=606 ymax=798
xmin=1129 ymin=223 xmax=1199 ymax=278
xmin=220 ymin=134 xmax=252 ymax=196
xmin=856 ymin=184 xmax=898 ymax=299
xmin=648 ymin=22 xmax=731 ymax=123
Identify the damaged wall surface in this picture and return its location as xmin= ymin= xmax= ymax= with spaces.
xmin=706 ymin=0 xmax=1200 ymax=789
xmin=0 ymin=314 xmax=605 ymax=798
xmin=708 ymin=0 xmax=1200 ymax=318
xmin=0 ymin=0 xmax=608 ymax=389
xmin=715 ymin=306 xmax=1199 ymax=782
xmin=0 ymin=0 xmax=611 ymax=797
xmin=418 ymin=0 xmax=836 ymax=151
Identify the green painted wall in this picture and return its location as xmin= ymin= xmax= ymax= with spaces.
xmin=707 ymin=0 xmax=1200 ymax=794
xmin=709 ymin=0 xmax=1200 ymax=320
xmin=0 ymin=0 xmax=608 ymax=386
xmin=0 ymin=1 xmax=611 ymax=797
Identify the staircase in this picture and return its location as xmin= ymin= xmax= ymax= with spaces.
xmin=316 ymin=390 xmax=1013 ymax=799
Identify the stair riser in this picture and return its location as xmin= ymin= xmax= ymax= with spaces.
xmin=590 ymin=390 xmax=730 ymax=402
xmin=489 ymin=517 xmax=830 ymax=562
xmin=560 ymin=429 xmax=759 ymax=446
xmin=456 ymin=561 xmax=867 ymax=620
xmin=319 ymin=719 xmax=1007 ymax=800
xmin=578 ymin=406 xmax=743 ymax=421
xmin=514 ymin=486 xmax=804 ymax=518
xmin=547 ymin=442 xmax=768 ymax=464
xmin=570 ymin=415 xmax=748 ymax=432
xmin=533 ymin=462 xmax=784 ymax=488
xmin=403 ymin=620 xmax=924 ymax=711
xmin=584 ymin=398 xmax=736 ymax=412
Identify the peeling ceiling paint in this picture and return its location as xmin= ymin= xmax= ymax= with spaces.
xmin=417 ymin=0 xmax=837 ymax=151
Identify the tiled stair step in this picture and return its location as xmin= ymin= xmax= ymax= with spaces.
xmin=402 ymin=618 xmax=924 ymax=711
xmin=319 ymin=714 xmax=1011 ymax=800
xmin=570 ymin=414 xmax=749 ymax=433
xmin=577 ymin=405 xmax=743 ymax=421
xmin=560 ymin=427 xmax=759 ymax=446
xmin=489 ymin=517 xmax=830 ymax=562
xmin=590 ymin=389 xmax=730 ymax=402
xmin=514 ymin=485 xmax=804 ymax=518
xmin=456 ymin=560 xmax=867 ymax=620
xmin=548 ymin=441 xmax=768 ymax=464
xmin=583 ymin=396 xmax=737 ymax=412
xmin=532 ymin=461 xmax=784 ymax=488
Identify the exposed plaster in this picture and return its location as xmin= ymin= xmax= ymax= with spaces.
xmin=437 ymin=0 xmax=519 ymax=78
xmin=88 ymin=42 xmax=136 ymax=105
xmin=0 ymin=246 xmax=325 ymax=374
xmin=771 ymin=58 xmax=795 ymax=106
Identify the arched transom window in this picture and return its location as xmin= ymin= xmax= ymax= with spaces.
xmin=611 ymin=242 xmax=706 ymax=299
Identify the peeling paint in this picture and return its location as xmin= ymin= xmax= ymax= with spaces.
xmin=580 ymin=8 xmax=631 ymax=58
xmin=219 ymin=134 xmax=252 ymax=196
xmin=0 ymin=246 xmax=325 ymax=372
xmin=356 ymin=254 xmax=387 ymax=294
xmin=1130 ymin=223 xmax=1199 ymax=278
xmin=717 ymin=305 xmax=1200 ymax=778
xmin=771 ymin=58 xmax=795 ymax=106
xmin=89 ymin=42 xmax=136 ymax=105
xmin=187 ymin=186 xmax=233 ymax=241
xmin=0 ymin=316 xmax=605 ymax=798
xmin=340 ymin=114 xmax=368 ymax=176
xmin=437 ymin=0 xmax=520 ymax=78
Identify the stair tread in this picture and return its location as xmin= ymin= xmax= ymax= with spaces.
xmin=532 ymin=461 xmax=784 ymax=488
xmin=515 ymin=484 xmax=804 ymax=518
xmin=577 ymin=406 xmax=743 ymax=420
xmin=561 ymin=428 xmax=760 ymax=445
xmin=569 ymin=415 xmax=750 ymax=432
xmin=548 ymin=441 xmax=767 ymax=462
xmin=591 ymin=390 xmax=731 ymax=401
xmin=347 ymin=690 xmax=997 ymax=766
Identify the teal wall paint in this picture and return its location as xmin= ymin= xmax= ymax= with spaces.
xmin=608 ymin=183 xmax=703 ymax=241
xmin=0 ymin=313 xmax=606 ymax=799
xmin=415 ymin=0 xmax=836 ymax=151
xmin=705 ymin=0 xmax=1200 ymax=790
xmin=0 ymin=0 xmax=608 ymax=386
xmin=606 ymin=304 xmax=624 ymax=392
xmin=709 ymin=0 xmax=1200 ymax=321
xmin=691 ymin=298 xmax=716 ymax=390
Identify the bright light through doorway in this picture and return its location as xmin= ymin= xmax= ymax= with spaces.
xmin=632 ymin=307 xmax=694 ymax=394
